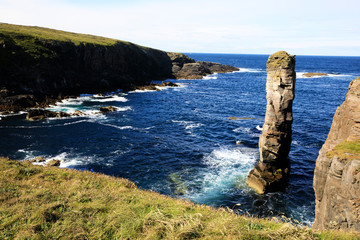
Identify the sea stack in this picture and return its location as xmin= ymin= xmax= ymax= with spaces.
xmin=312 ymin=77 xmax=360 ymax=232
xmin=246 ymin=51 xmax=296 ymax=194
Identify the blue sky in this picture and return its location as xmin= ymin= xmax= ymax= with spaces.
xmin=1 ymin=0 xmax=360 ymax=56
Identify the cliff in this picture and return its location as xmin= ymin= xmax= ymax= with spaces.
xmin=313 ymin=77 xmax=360 ymax=232
xmin=0 ymin=23 xmax=238 ymax=113
xmin=247 ymin=51 xmax=296 ymax=194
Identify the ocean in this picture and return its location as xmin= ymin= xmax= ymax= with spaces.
xmin=1 ymin=53 xmax=360 ymax=225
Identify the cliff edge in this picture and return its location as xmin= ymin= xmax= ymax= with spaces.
xmin=313 ymin=76 xmax=360 ymax=232
xmin=0 ymin=23 xmax=238 ymax=113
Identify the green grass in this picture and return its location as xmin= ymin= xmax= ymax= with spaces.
xmin=0 ymin=22 xmax=120 ymax=46
xmin=0 ymin=157 xmax=358 ymax=239
xmin=0 ymin=22 xmax=137 ymax=60
xmin=327 ymin=139 xmax=360 ymax=161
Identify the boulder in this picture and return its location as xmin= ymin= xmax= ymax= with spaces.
xmin=46 ymin=159 xmax=61 ymax=167
xmin=73 ymin=110 xmax=86 ymax=116
xmin=161 ymin=81 xmax=179 ymax=87
xmin=99 ymin=106 xmax=117 ymax=113
xmin=26 ymin=109 xmax=57 ymax=121
xmin=28 ymin=157 xmax=46 ymax=163
xmin=246 ymin=51 xmax=296 ymax=194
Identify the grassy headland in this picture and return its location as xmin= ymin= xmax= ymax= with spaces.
xmin=0 ymin=157 xmax=358 ymax=239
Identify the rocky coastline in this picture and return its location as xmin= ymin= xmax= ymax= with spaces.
xmin=0 ymin=23 xmax=238 ymax=118
xmin=312 ymin=76 xmax=360 ymax=232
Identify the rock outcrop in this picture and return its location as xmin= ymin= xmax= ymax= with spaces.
xmin=246 ymin=51 xmax=296 ymax=194
xmin=313 ymin=77 xmax=360 ymax=232
xmin=99 ymin=106 xmax=117 ymax=113
xmin=26 ymin=109 xmax=70 ymax=121
xmin=173 ymin=61 xmax=239 ymax=79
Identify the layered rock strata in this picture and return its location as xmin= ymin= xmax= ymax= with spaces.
xmin=313 ymin=77 xmax=360 ymax=232
xmin=247 ymin=51 xmax=296 ymax=194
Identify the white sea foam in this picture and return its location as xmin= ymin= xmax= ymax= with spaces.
xmin=233 ymin=126 xmax=251 ymax=133
xmin=256 ymin=125 xmax=263 ymax=131
xmin=172 ymin=120 xmax=204 ymax=130
xmin=91 ymin=95 xmax=128 ymax=102
xmin=233 ymin=126 xmax=261 ymax=138
xmin=238 ymin=68 xmax=264 ymax=73
xmin=203 ymin=73 xmax=218 ymax=80
xmin=130 ymin=89 xmax=158 ymax=93
xmin=186 ymin=147 xmax=257 ymax=202
xmin=99 ymin=122 xmax=134 ymax=130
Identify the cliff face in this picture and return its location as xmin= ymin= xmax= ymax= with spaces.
xmin=0 ymin=23 xmax=238 ymax=112
xmin=313 ymin=77 xmax=360 ymax=232
xmin=247 ymin=51 xmax=296 ymax=194
xmin=0 ymin=34 xmax=174 ymax=110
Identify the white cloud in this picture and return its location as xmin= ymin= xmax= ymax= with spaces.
xmin=0 ymin=0 xmax=359 ymax=55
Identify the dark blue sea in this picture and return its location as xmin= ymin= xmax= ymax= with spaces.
xmin=1 ymin=53 xmax=360 ymax=225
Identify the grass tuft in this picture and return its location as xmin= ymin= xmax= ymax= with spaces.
xmin=327 ymin=139 xmax=360 ymax=161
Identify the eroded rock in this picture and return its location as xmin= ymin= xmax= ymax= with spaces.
xmin=246 ymin=51 xmax=296 ymax=194
xmin=313 ymin=76 xmax=360 ymax=232
xmin=46 ymin=159 xmax=61 ymax=167
xmin=173 ymin=61 xmax=239 ymax=79
xmin=99 ymin=106 xmax=117 ymax=113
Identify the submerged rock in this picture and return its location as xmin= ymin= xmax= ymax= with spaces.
xmin=99 ymin=106 xmax=117 ymax=113
xmin=303 ymin=72 xmax=328 ymax=78
xmin=169 ymin=172 xmax=188 ymax=195
xmin=313 ymin=77 xmax=360 ymax=232
xmin=246 ymin=51 xmax=296 ymax=194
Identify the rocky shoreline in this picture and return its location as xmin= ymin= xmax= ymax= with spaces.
xmin=0 ymin=23 xmax=238 ymax=118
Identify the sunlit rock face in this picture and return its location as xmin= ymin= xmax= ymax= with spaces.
xmin=247 ymin=51 xmax=296 ymax=194
xmin=313 ymin=77 xmax=360 ymax=232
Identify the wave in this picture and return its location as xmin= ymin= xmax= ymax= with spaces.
xmin=98 ymin=122 xmax=134 ymax=130
xmin=203 ymin=73 xmax=218 ymax=80
xmin=185 ymin=146 xmax=257 ymax=203
xmin=233 ymin=126 xmax=261 ymax=138
xmin=172 ymin=120 xmax=204 ymax=130
xmin=91 ymin=96 xmax=128 ymax=102
xmin=130 ymin=89 xmax=158 ymax=93
xmin=237 ymin=68 xmax=264 ymax=73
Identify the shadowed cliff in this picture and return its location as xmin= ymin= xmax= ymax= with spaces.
xmin=0 ymin=23 xmax=237 ymax=112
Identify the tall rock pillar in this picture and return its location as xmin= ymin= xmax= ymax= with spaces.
xmin=247 ymin=51 xmax=296 ymax=194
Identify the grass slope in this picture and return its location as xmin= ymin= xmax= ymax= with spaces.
xmin=0 ymin=158 xmax=357 ymax=239
xmin=0 ymin=23 xmax=152 ymax=61
xmin=0 ymin=22 xmax=120 ymax=46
